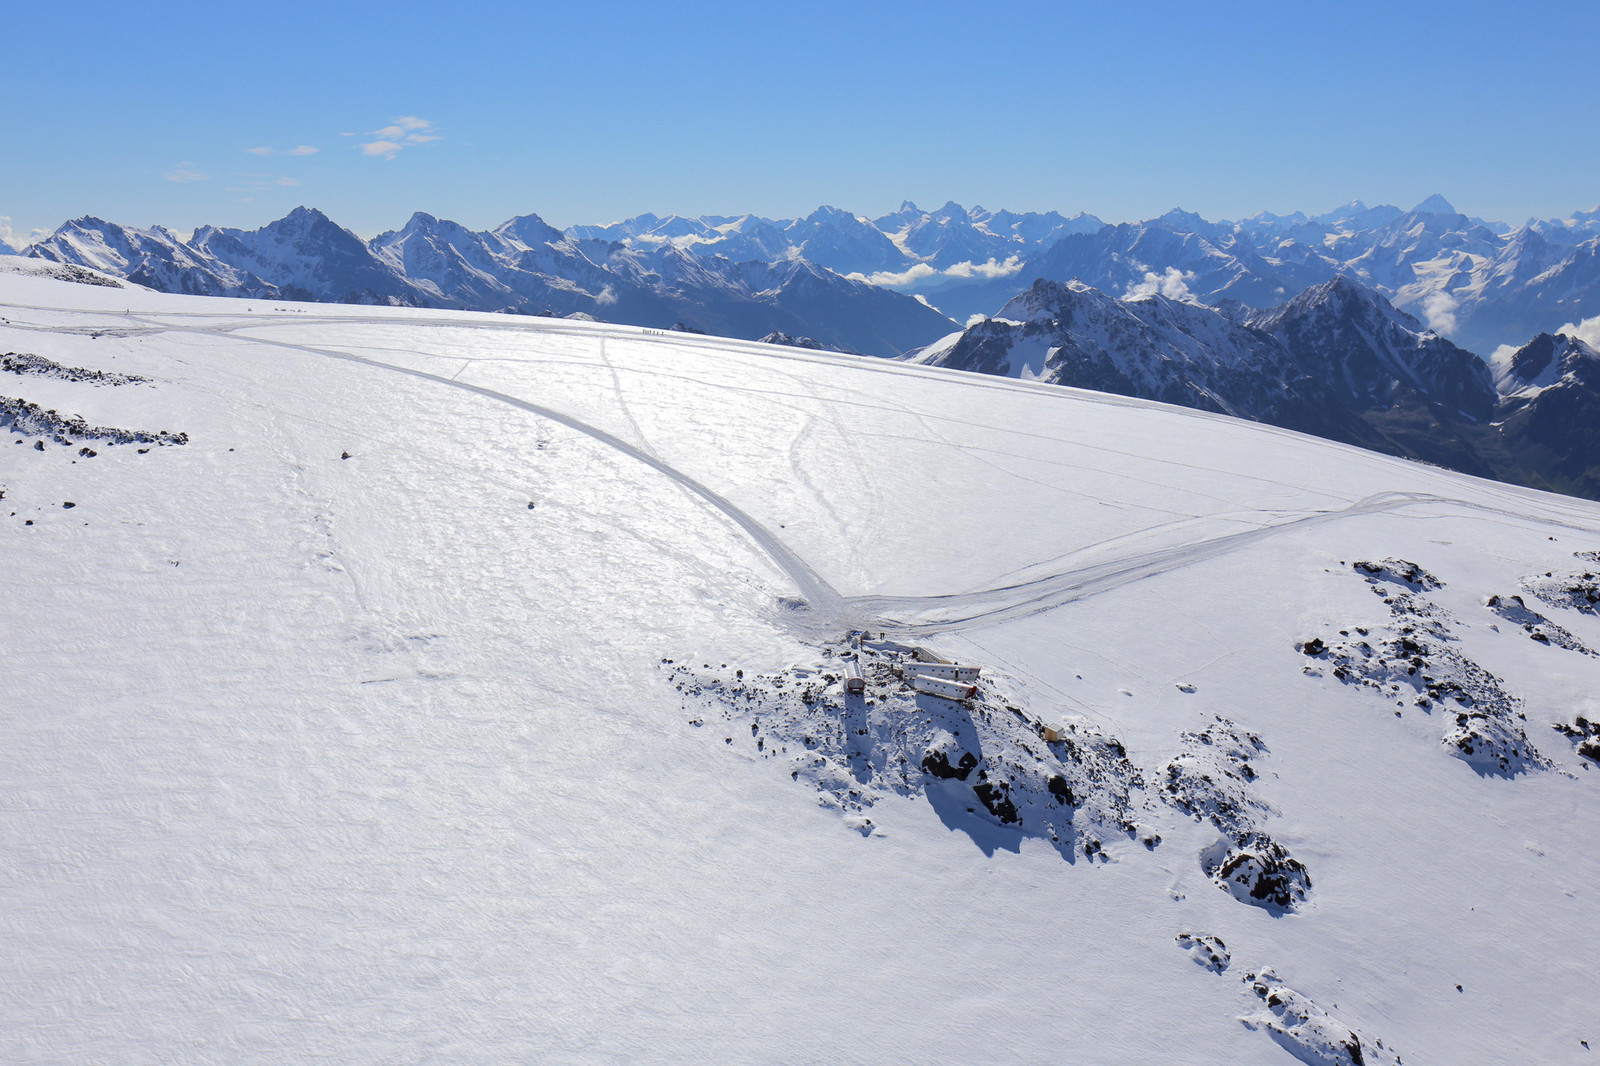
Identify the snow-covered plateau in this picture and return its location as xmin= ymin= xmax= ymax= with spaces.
xmin=2 ymin=258 xmax=1598 ymax=1064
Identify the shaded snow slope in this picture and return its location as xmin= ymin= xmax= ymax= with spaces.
xmin=3 ymin=274 xmax=1600 ymax=1064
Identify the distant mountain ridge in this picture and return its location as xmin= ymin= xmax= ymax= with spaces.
xmin=916 ymin=275 xmax=1600 ymax=499
xmin=24 ymin=207 xmax=957 ymax=358
xmin=21 ymin=196 xmax=1600 ymax=359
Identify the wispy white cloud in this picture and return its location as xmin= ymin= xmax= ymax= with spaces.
xmin=247 ymin=144 xmax=319 ymax=157
xmin=845 ymin=263 xmax=938 ymax=287
xmin=1123 ymin=267 xmax=1197 ymax=302
xmin=847 ymin=256 xmax=1026 ymax=289
xmin=225 ymin=172 xmax=305 ymax=195
xmin=0 ymin=216 xmax=42 ymax=251
xmin=1492 ymin=316 xmax=1600 ymax=376
xmin=1421 ymin=291 xmax=1460 ymax=335
xmin=1555 ymin=314 xmax=1600 ymax=350
xmin=361 ymin=116 xmax=442 ymax=159
xmin=944 ymin=256 xmax=1024 ymax=280
xmin=595 ymin=284 xmax=618 ymax=307
xmin=165 ymin=162 xmax=210 ymax=183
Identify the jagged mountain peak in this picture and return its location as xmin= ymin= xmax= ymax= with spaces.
xmin=1274 ymin=273 xmax=1407 ymax=322
xmin=803 ymin=204 xmax=857 ymax=223
xmin=494 ymin=212 xmax=564 ymax=249
xmin=279 ymin=205 xmax=332 ymax=224
xmin=1411 ymin=194 xmax=1458 ymax=215
xmin=1497 ymin=331 xmax=1600 ymax=391
xmin=1156 ymin=207 xmax=1210 ymax=232
xmin=1326 ymin=199 xmax=1368 ymax=216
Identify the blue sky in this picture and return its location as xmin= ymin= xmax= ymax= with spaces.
xmin=3 ymin=0 xmax=1596 ymax=243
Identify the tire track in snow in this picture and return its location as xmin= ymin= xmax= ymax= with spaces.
xmin=190 ymin=324 xmax=849 ymax=619
xmin=848 ymin=491 xmax=1593 ymax=636
xmin=22 ymin=308 xmax=1600 ymax=639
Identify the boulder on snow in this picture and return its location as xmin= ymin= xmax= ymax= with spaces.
xmin=921 ymin=730 xmax=978 ymax=780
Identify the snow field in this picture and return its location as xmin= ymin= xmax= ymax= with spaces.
xmin=3 ymin=270 xmax=1599 ymax=1063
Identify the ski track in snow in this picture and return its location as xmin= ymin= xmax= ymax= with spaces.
xmin=13 ymin=305 xmax=1600 ymax=640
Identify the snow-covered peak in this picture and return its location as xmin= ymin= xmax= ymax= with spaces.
xmin=1494 ymin=331 xmax=1600 ymax=396
xmin=1156 ymin=207 xmax=1210 ymax=233
xmin=493 ymin=212 xmax=564 ymax=250
xmin=1411 ymin=193 xmax=1459 ymax=216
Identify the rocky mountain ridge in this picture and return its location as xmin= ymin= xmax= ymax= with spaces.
xmin=917 ymin=276 xmax=1600 ymax=498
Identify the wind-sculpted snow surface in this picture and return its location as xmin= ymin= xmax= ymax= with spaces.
xmin=665 ymin=636 xmax=1148 ymax=858
xmin=5 ymin=276 xmax=1600 ymax=1064
xmin=1298 ymin=560 xmax=1546 ymax=776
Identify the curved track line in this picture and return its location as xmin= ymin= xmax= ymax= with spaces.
xmin=847 ymin=491 xmax=1599 ymax=635
xmin=201 ymin=325 xmax=847 ymax=618
xmin=17 ymin=306 xmax=1600 ymax=638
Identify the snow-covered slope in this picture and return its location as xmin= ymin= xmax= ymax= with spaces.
xmin=3 ymin=264 xmax=1599 ymax=1064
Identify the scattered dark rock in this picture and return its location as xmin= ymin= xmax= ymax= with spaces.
xmin=1304 ymin=559 xmax=1545 ymax=776
xmin=666 ymin=635 xmax=1143 ymax=859
xmin=922 ymin=741 xmax=978 ymax=781
xmin=1242 ymin=969 xmax=1400 ymax=1065
xmin=1353 ymin=558 xmax=1441 ymax=590
xmin=1486 ymin=593 xmax=1595 ymax=655
xmin=1208 ymin=834 xmax=1312 ymax=910
xmin=1175 ymin=932 xmax=1230 ymax=973
xmin=2 ymin=395 xmax=187 ymax=449
xmin=1 ymin=352 xmax=147 ymax=385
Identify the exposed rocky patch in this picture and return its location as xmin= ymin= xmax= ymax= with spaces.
xmin=756 ymin=331 xmax=857 ymax=355
xmin=1 ymin=351 xmax=148 ymax=385
xmin=1 ymin=395 xmax=187 ymax=448
xmin=1519 ymin=554 xmax=1600 ymax=613
xmin=1298 ymin=560 xmax=1546 ymax=776
xmin=1161 ymin=716 xmax=1269 ymax=836
xmin=1553 ymin=715 xmax=1600 ymax=766
xmin=1485 ymin=593 xmax=1595 ymax=654
xmin=1175 ymin=932 xmax=1230 ymax=974
xmin=1352 ymin=558 xmax=1441 ymax=591
xmin=1162 ymin=717 xmax=1311 ymax=912
xmin=1203 ymin=835 xmax=1312 ymax=912
xmin=1241 ymin=969 xmax=1403 ymax=1066
xmin=665 ymin=635 xmax=1148 ymax=858
xmin=0 ymin=260 xmax=124 ymax=288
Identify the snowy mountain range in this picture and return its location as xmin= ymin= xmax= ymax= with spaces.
xmin=23 ymin=207 xmax=956 ymax=358
xmin=17 ymin=198 xmax=1600 ymax=497
xmin=17 ymin=196 xmax=1600 ymax=360
xmin=3 ymin=258 xmax=1598 ymax=1064
xmin=917 ymin=275 xmax=1600 ymax=499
